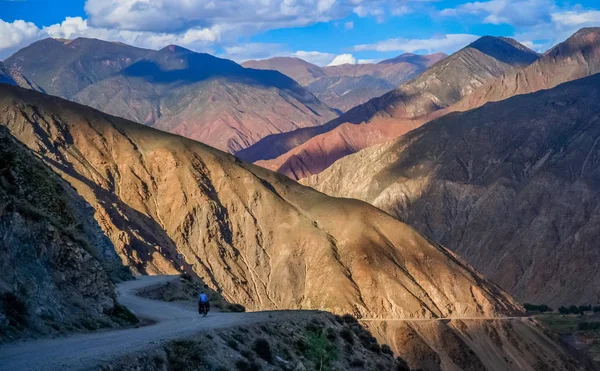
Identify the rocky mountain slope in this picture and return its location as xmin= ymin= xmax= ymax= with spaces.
xmin=239 ymin=37 xmax=538 ymax=178
xmin=243 ymin=53 xmax=446 ymax=112
xmin=305 ymin=73 xmax=600 ymax=307
xmin=0 ymin=83 xmax=519 ymax=320
xmin=0 ymin=62 xmax=16 ymax=85
xmin=0 ymin=127 xmax=129 ymax=341
xmin=4 ymin=38 xmax=338 ymax=153
xmin=0 ymin=85 xmax=592 ymax=370
xmin=455 ymin=27 xmax=600 ymax=111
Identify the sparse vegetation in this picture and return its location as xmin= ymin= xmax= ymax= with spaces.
xmin=558 ymin=305 xmax=593 ymax=315
xmin=523 ymin=303 xmax=552 ymax=313
xmin=166 ymin=340 xmax=210 ymax=371
xmin=252 ymin=338 xmax=273 ymax=363
xmin=304 ymin=326 xmax=339 ymax=370
xmin=105 ymin=313 xmax=407 ymax=371
xmin=578 ymin=322 xmax=600 ymax=331
xmin=339 ymin=327 xmax=355 ymax=344
xmin=108 ymin=303 xmax=139 ymax=325
xmin=227 ymin=338 xmax=240 ymax=350
xmin=235 ymin=359 xmax=261 ymax=371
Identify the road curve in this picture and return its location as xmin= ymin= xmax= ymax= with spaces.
xmin=0 ymin=276 xmax=531 ymax=371
xmin=0 ymin=276 xmax=314 ymax=371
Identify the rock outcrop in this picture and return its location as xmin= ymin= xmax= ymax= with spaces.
xmin=0 ymin=62 xmax=16 ymax=86
xmin=0 ymin=127 xmax=126 ymax=341
xmin=305 ymin=73 xmax=600 ymax=307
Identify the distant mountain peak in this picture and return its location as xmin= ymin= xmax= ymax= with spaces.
xmin=377 ymin=52 xmax=447 ymax=66
xmin=467 ymin=35 xmax=539 ymax=66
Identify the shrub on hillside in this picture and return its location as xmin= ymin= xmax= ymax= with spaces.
xmin=381 ymin=344 xmax=394 ymax=356
xmin=558 ymin=305 xmax=593 ymax=315
xmin=228 ymin=304 xmax=246 ymax=312
xmin=577 ymin=322 xmax=600 ymax=331
xmin=252 ymin=338 xmax=273 ymax=363
xmin=305 ymin=329 xmax=338 ymax=370
xmin=339 ymin=327 xmax=355 ymax=345
xmin=235 ymin=359 xmax=261 ymax=371
xmin=396 ymin=357 xmax=410 ymax=371
xmin=523 ymin=303 xmax=552 ymax=313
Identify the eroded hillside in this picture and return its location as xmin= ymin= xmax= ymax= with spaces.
xmin=305 ymin=73 xmax=600 ymax=307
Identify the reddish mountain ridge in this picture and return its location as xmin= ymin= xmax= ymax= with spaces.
xmin=5 ymin=38 xmax=338 ymax=153
xmin=240 ymin=36 xmax=539 ymax=179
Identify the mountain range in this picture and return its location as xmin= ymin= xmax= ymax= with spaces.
xmin=305 ymin=69 xmax=600 ymax=307
xmin=0 ymin=83 xmax=590 ymax=370
xmin=237 ymin=36 xmax=540 ymax=179
xmin=242 ymin=53 xmax=446 ymax=112
xmin=4 ymin=38 xmax=338 ymax=153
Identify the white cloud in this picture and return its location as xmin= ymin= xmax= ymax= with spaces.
xmin=222 ymin=43 xmax=286 ymax=62
xmin=358 ymin=58 xmax=378 ymax=64
xmin=354 ymin=34 xmax=480 ymax=54
xmin=0 ymin=0 xmax=435 ymax=58
xmin=293 ymin=50 xmax=337 ymax=66
xmin=83 ymin=0 xmax=421 ymax=34
xmin=328 ymin=53 xmax=357 ymax=66
xmin=344 ymin=21 xmax=354 ymax=30
xmin=0 ymin=19 xmax=46 ymax=57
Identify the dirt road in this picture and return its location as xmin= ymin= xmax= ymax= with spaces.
xmin=0 ymin=276 xmax=311 ymax=371
xmin=0 ymin=275 xmax=530 ymax=371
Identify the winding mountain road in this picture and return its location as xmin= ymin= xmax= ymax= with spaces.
xmin=0 ymin=276 xmax=313 ymax=371
xmin=0 ymin=276 xmax=529 ymax=371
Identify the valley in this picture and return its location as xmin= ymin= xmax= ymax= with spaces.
xmin=0 ymin=5 xmax=599 ymax=369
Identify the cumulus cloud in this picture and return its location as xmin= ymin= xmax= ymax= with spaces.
xmin=0 ymin=19 xmax=46 ymax=57
xmin=344 ymin=21 xmax=354 ymax=30
xmin=354 ymin=34 xmax=479 ymax=54
xmin=328 ymin=53 xmax=357 ymax=66
xmin=0 ymin=0 xmax=431 ymax=58
xmin=83 ymin=0 xmax=417 ymax=34
xmin=293 ymin=50 xmax=337 ymax=66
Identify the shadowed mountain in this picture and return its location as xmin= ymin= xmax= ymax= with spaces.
xmin=242 ymin=53 xmax=446 ymax=112
xmin=239 ymin=36 xmax=538 ymax=178
xmin=0 ymin=62 xmax=16 ymax=85
xmin=0 ymin=126 xmax=128 ymax=341
xmin=0 ymin=84 xmax=591 ymax=370
xmin=5 ymin=38 xmax=338 ymax=153
xmin=305 ymin=72 xmax=600 ymax=308
xmin=454 ymin=27 xmax=600 ymax=111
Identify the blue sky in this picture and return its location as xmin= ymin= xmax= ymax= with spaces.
xmin=1 ymin=0 xmax=599 ymax=65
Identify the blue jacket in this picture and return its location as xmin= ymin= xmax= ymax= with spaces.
xmin=199 ymin=293 xmax=208 ymax=303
